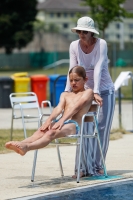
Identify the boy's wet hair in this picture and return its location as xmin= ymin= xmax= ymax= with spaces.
xmin=69 ymin=66 xmax=86 ymax=79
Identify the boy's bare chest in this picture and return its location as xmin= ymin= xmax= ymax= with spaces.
xmin=65 ymin=93 xmax=82 ymax=105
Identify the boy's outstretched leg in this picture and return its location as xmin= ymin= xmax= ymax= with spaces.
xmin=5 ymin=128 xmax=57 ymax=155
xmin=5 ymin=128 xmax=47 ymax=153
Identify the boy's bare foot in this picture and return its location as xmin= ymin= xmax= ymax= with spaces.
xmin=5 ymin=141 xmax=28 ymax=156
xmin=5 ymin=141 xmax=18 ymax=149
xmin=72 ymin=172 xmax=85 ymax=179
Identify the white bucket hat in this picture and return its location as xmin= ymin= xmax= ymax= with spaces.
xmin=71 ymin=16 xmax=99 ymax=35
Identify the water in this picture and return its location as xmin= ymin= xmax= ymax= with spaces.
xmin=15 ymin=178 xmax=133 ymax=200
xmin=39 ymin=180 xmax=133 ymax=200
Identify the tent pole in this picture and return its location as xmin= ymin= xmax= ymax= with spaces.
xmin=118 ymin=87 xmax=122 ymax=129
xmin=131 ymin=74 xmax=133 ymax=132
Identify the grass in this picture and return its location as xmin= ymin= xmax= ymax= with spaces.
xmin=0 ymin=129 xmax=34 ymax=154
xmin=110 ymin=128 xmax=131 ymax=140
xmin=109 ymin=66 xmax=133 ymax=100
xmin=0 ymin=66 xmax=69 ymax=76
xmin=0 ymin=129 xmax=78 ymax=154
xmin=0 ymin=127 xmax=130 ymax=154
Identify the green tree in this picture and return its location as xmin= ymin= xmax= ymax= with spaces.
xmin=0 ymin=0 xmax=37 ymax=54
xmin=33 ymin=20 xmax=59 ymax=51
xmin=34 ymin=20 xmax=59 ymax=34
xmin=81 ymin=0 xmax=133 ymax=38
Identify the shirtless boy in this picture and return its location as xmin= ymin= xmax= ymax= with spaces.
xmin=5 ymin=66 xmax=93 ymax=156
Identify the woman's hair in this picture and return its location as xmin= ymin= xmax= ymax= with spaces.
xmin=91 ymin=32 xmax=94 ymax=37
xmin=69 ymin=66 xmax=86 ymax=80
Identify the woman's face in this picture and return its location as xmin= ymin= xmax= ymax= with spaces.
xmin=76 ymin=30 xmax=92 ymax=42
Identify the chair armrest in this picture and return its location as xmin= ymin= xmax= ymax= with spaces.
xmin=41 ymin=100 xmax=52 ymax=114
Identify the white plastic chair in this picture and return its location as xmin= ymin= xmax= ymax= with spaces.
xmin=9 ymin=92 xmax=52 ymax=140
xmin=31 ymin=102 xmax=108 ymax=183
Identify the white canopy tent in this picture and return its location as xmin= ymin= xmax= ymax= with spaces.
xmin=114 ymin=71 xmax=133 ymax=91
xmin=114 ymin=71 xmax=133 ymax=131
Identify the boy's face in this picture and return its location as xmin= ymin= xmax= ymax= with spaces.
xmin=69 ymin=73 xmax=86 ymax=93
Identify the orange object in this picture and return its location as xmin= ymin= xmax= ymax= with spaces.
xmin=30 ymin=75 xmax=49 ymax=107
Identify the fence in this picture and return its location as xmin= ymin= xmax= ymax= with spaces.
xmin=0 ymin=49 xmax=133 ymax=70
xmin=0 ymin=52 xmax=69 ymax=70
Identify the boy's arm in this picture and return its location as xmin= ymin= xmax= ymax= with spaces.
xmin=40 ymin=92 xmax=66 ymax=131
xmin=52 ymin=89 xmax=93 ymax=130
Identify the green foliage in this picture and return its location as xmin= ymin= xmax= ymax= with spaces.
xmin=81 ymin=0 xmax=133 ymax=37
xmin=47 ymin=23 xmax=59 ymax=33
xmin=34 ymin=19 xmax=59 ymax=33
xmin=34 ymin=20 xmax=46 ymax=32
xmin=0 ymin=0 xmax=37 ymax=54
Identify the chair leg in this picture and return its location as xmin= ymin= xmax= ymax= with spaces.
xmin=31 ymin=120 xmax=41 ymax=182
xmin=94 ymin=115 xmax=108 ymax=178
xmin=77 ymin=123 xmax=84 ymax=183
xmin=97 ymin=136 xmax=108 ymax=177
xmin=20 ymin=106 xmax=27 ymax=138
xmin=10 ymin=111 xmax=14 ymax=141
xmin=22 ymin=122 xmax=27 ymax=139
xmin=21 ymin=115 xmax=27 ymax=138
xmin=31 ymin=150 xmax=38 ymax=182
xmin=10 ymin=119 xmax=13 ymax=141
xmin=55 ymin=141 xmax=64 ymax=176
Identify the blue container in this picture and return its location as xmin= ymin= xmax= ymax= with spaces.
xmin=49 ymin=75 xmax=67 ymax=106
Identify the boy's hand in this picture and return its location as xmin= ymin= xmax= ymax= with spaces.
xmin=40 ymin=120 xmax=51 ymax=131
xmin=52 ymin=119 xmax=64 ymax=130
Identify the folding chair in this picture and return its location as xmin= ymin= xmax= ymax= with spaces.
xmin=76 ymin=103 xmax=108 ymax=182
xmin=9 ymin=92 xmax=52 ymax=140
xmin=31 ymin=102 xmax=108 ymax=183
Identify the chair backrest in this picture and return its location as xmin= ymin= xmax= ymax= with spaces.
xmin=84 ymin=102 xmax=99 ymax=122
xmin=10 ymin=92 xmax=41 ymax=114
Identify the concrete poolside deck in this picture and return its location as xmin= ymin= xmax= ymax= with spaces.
xmin=1 ymin=134 xmax=133 ymax=200
xmin=0 ymin=101 xmax=133 ymax=199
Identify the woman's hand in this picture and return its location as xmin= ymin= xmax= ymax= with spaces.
xmin=94 ymin=93 xmax=103 ymax=106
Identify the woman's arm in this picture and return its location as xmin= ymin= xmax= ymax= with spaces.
xmin=65 ymin=42 xmax=78 ymax=91
xmin=93 ymin=39 xmax=107 ymax=106
xmin=93 ymin=39 xmax=107 ymax=94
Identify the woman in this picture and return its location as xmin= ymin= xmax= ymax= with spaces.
xmin=65 ymin=16 xmax=115 ymax=177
